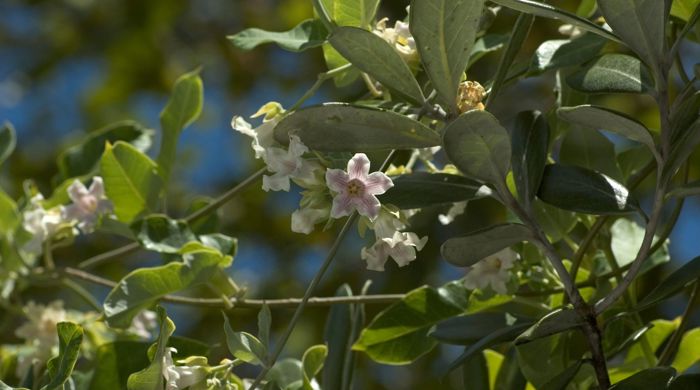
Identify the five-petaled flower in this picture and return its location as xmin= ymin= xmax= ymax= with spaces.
xmin=463 ymin=248 xmax=518 ymax=295
xmin=362 ymin=231 xmax=427 ymax=271
xmin=326 ymin=153 xmax=393 ymax=220
xmin=62 ymin=177 xmax=112 ymax=233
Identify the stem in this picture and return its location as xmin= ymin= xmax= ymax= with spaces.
xmin=287 ymin=64 xmax=353 ymax=112
xmin=61 ymin=278 xmax=102 ymax=311
xmin=248 ymin=213 xmax=359 ymax=389
xmin=658 ymin=281 xmax=700 ymax=366
xmin=43 ymin=241 xmax=55 ymax=270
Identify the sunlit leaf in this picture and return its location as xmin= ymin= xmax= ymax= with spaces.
xmin=567 ymin=54 xmax=654 ymax=94
xmin=530 ymin=34 xmax=607 ymax=73
xmin=229 ymin=19 xmax=327 ymax=52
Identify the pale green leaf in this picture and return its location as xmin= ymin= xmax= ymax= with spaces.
xmin=41 ymin=322 xmax=84 ymax=390
xmin=223 ymin=313 xmax=267 ymax=365
xmin=228 ymin=19 xmax=327 ymax=52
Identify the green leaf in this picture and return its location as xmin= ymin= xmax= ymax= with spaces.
xmin=567 ymin=54 xmax=654 ymax=94
xmin=441 ymin=224 xmax=531 ymax=267
xmin=597 ymin=0 xmax=666 ymax=72
xmin=461 ymin=352 xmax=490 ymax=390
xmin=670 ymin=91 xmax=700 ymax=143
xmin=445 ymin=323 xmax=533 ymax=375
xmin=532 ymin=201 xmax=578 ymax=243
xmin=672 ymin=328 xmax=700 ymax=373
xmin=197 ymin=233 xmax=238 ymax=257
xmin=229 ymin=19 xmax=327 ymax=52
xmin=158 ymin=69 xmax=203 ymax=182
xmin=58 ymin=120 xmax=152 ymax=180
xmin=669 ymin=179 xmax=700 ymax=198
xmin=540 ymin=360 xmax=584 ymax=390
xmin=127 ymin=307 xmax=175 ymax=390
xmin=558 ymin=105 xmax=659 ymax=159
xmin=274 ymin=104 xmax=440 ymax=151
xmin=89 ymin=341 xmax=151 ymax=390
xmin=266 ymin=358 xmax=303 ymax=390
xmin=0 ymin=122 xmax=16 ymax=167
xmin=258 ymin=304 xmax=272 ymax=350
xmin=610 ymin=367 xmax=676 ymax=389
xmin=41 ymin=322 xmax=84 ymax=390
xmin=493 ymin=349 xmax=527 ymax=390
xmin=353 ymin=281 xmax=469 ymax=365
xmin=670 ymin=374 xmax=700 ymax=389
xmin=515 ymin=308 xmax=583 ymax=345
xmin=223 ymin=313 xmax=267 ymax=366
xmin=490 ymin=0 xmax=622 ymax=43
xmin=430 ymin=313 xmax=514 ymax=345
xmin=100 ymin=141 xmax=162 ymax=223
xmin=468 ymin=34 xmax=509 ymax=67
xmin=671 ymin=0 xmax=700 ymax=21
xmin=0 ymin=381 xmax=27 ymax=390
xmin=0 ymin=190 xmax=19 ymax=234
xmin=638 ymin=256 xmax=700 ymax=309
xmin=511 ymin=110 xmax=550 ymax=206
xmin=442 ymin=110 xmax=511 ymax=186
xmin=302 ymin=344 xmax=328 ymax=390
xmin=379 ymin=172 xmax=492 ymax=209
xmin=322 ymin=285 xmax=353 ymax=390
xmin=329 ymin=27 xmax=424 ymax=105
xmin=610 ymin=218 xmax=670 ymax=271
xmin=103 ymin=250 xmax=231 ymax=328
xmin=560 ymin=120 xmax=623 ymax=182
xmin=131 ymin=214 xmax=197 ymax=254
xmin=530 ymin=34 xmax=607 ymax=73
xmin=487 ymin=13 xmax=534 ymax=106
xmin=665 ymin=119 xmax=700 ymax=180
xmin=410 ymin=0 xmax=485 ymax=112
xmin=537 ymin=164 xmax=639 ymax=215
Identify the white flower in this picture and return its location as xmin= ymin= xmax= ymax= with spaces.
xmin=127 ymin=310 xmax=158 ymax=340
xmin=231 ymin=115 xmax=277 ymax=160
xmin=463 ymin=248 xmax=518 ymax=295
xmin=162 ymin=348 xmax=207 ymax=390
xmin=62 ymin=177 xmax=112 ymax=233
xmin=373 ymin=18 xmax=418 ymax=64
xmin=371 ymin=208 xmax=406 ymax=239
xmin=14 ymin=300 xmax=66 ymax=377
xmin=438 ymin=201 xmax=468 ymax=225
xmin=262 ymin=136 xmax=317 ymax=192
xmin=21 ymin=195 xmax=64 ymax=254
xmin=361 ymin=231 xmax=427 ymax=271
xmin=326 ymin=153 xmax=393 ymax=220
xmin=291 ymin=207 xmax=329 ymax=234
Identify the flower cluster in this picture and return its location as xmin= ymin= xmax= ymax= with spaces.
xmin=14 ymin=300 xmax=68 ymax=377
xmin=233 ymin=105 xmax=428 ymax=271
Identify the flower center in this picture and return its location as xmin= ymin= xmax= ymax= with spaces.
xmin=346 ymin=179 xmax=364 ymax=197
xmin=80 ymin=196 xmax=99 ymax=213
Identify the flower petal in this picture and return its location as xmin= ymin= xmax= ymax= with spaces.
xmin=347 ymin=153 xmax=371 ymax=180
xmin=325 ymin=169 xmax=349 ymax=193
xmin=353 ymin=194 xmax=381 ymax=220
xmin=291 ymin=208 xmax=327 ymax=234
xmin=330 ymin=193 xmax=353 ymax=219
xmin=88 ymin=177 xmax=105 ymax=198
xmin=364 ymin=172 xmax=393 ymax=195
xmin=361 ymin=243 xmax=389 ymax=271
xmin=262 ymin=173 xmax=291 ymax=192
xmin=67 ymin=180 xmax=89 ymax=205
xmin=288 ymin=135 xmax=308 ymax=158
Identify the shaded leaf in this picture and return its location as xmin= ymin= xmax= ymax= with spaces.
xmin=560 ymin=122 xmax=623 ymax=181
xmin=100 ymin=141 xmax=162 ymax=223
xmin=258 ymin=304 xmax=272 ymax=350
xmin=665 ymin=119 xmax=700 ymax=180
xmin=410 ymin=0 xmax=485 ymax=112
xmin=274 ymin=104 xmax=439 ymax=151
xmin=443 ymin=110 xmax=511 ymax=185
xmin=302 ymin=345 xmax=328 ymax=390
xmin=468 ymin=34 xmax=509 ymax=67
xmin=322 ymin=285 xmax=353 ymax=390
xmin=229 ymin=19 xmax=327 ymax=52
xmin=567 ymin=54 xmax=654 ymax=94
xmin=90 ymin=341 xmax=151 ymax=390
xmin=42 ymin=322 xmax=84 ymax=390
xmin=430 ymin=313 xmax=513 ymax=345
xmin=537 ymin=164 xmax=639 ymax=215
xmin=329 ymin=27 xmax=424 ymax=105
xmin=670 ymin=374 xmax=700 ymax=390
xmin=610 ymin=367 xmax=676 ymax=389
xmin=461 ymin=352 xmax=490 ymax=390
xmin=494 ymin=349 xmax=527 ymax=390
xmin=441 ymin=224 xmax=531 ymax=267
xmin=127 ymin=307 xmax=175 ymax=390
xmin=638 ymin=256 xmax=700 ymax=309
xmin=223 ymin=313 xmax=267 ymax=366
xmin=0 ymin=190 xmax=19 ymax=234
xmin=540 ymin=360 xmax=584 ymax=390
xmin=379 ymin=172 xmax=492 ymax=209
xmin=530 ymin=34 xmax=607 ymax=73
xmin=515 ymin=308 xmax=583 ymax=345
xmin=511 ymin=110 xmax=550 ymax=206
xmin=131 ymin=214 xmax=197 ymax=254
xmin=0 ymin=122 xmax=16 ymax=167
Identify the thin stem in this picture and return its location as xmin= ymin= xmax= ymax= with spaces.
xmin=43 ymin=241 xmax=55 ymax=270
xmin=658 ymin=281 xmax=700 ymax=366
xmin=248 ymin=213 xmax=359 ymax=389
xmin=61 ymin=266 xmax=404 ymax=308
xmin=77 ymin=242 xmax=140 ymax=269
xmin=61 ymin=278 xmax=102 ymax=311
xmin=287 ymin=64 xmax=353 ymax=112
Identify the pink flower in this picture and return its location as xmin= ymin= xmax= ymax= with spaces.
xmin=325 ymin=153 xmax=393 ymax=220
xmin=62 ymin=177 xmax=112 ymax=233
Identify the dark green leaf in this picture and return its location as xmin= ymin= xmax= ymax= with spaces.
xmin=511 ymin=110 xmax=550 ymax=206
xmin=540 ymin=360 xmax=584 ymax=390
xmin=274 ymin=104 xmax=440 ymax=151
xmin=58 ymin=120 xmax=152 ymax=180
xmin=515 ymin=308 xmax=583 ymax=345
xmin=430 ymin=313 xmax=513 ymax=345
xmin=302 ymin=345 xmax=327 ymax=390
xmin=494 ymin=349 xmax=527 ymax=390
xmin=567 ymin=54 xmax=654 ymax=94
xmin=127 ymin=307 xmax=175 ymax=390
xmin=638 ymin=256 xmax=700 ymax=309
xmin=258 ymin=304 xmax=271 ymax=350
xmin=468 ymin=34 xmax=509 ymax=67
xmin=445 ymin=323 xmax=533 ymax=375
xmin=353 ymin=281 xmax=469 ymax=364
xmin=443 ymin=110 xmax=511 ymax=185
xmin=610 ymin=367 xmax=676 ymax=389
xmin=223 ymin=313 xmax=267 ymax=365
xmin=322 ymin=285 xmax=353 ymax=390
xmin=441 ymin=224 xmax=531 ymax=267
xmin=0 ymin=122 xmax=16 ymax=167
xmin=530 ymin=34 xmax=607 ymax=73
xmin=158 ymin=69 xmax=203 ymax=182
xmin=379 ymin=172 xmax=492 ymax=209
xmin=103 ymin=250 xmax=231 ymax=328
xmin=665 ymin=119 xmax=700 ymax=180
xmin=42 ymin=322 xmax=84 ymax=390
xmin=229 ymin=19 xmax=327 ymax=52
xmin=131 ymin=214 xmax=197 ymax=254
xmin=537 ymin=164 xmax=639 ymax=215
xmin=597 ymin=0 xmax=666 ymax=71
xmin=532 ymin=201 xmax=578 ymax=243
xmin=486 ymin=13 xmax=533 ymax=106
xmin=89 ymin=342 xmax=151 ymax=390
xmin=266 ymin=358 xmax=303 ymax=390
xmin=558 ymin=105 xmax=659 ymax=158
xmin=0 ymin=190 xmax=19 ymax=234
xmin=461 ymin=352 xmax=490 ymax=390
xmin=100 ymin=141 xmax=162 ymax=223
xmin=410 ymin=0 xmax=485 ymax=112
xmin=559 ymin=120 xmax=623 ymax=181
xmin=329 ymin=27 xmax=424 ymax=105
xmin=670 ymin=90 xmax=700 ymax=144
xmin=670 ymin=374 xmax=700 ymax=390
xmin=490 ymin=0 xmax=622 ymax=43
